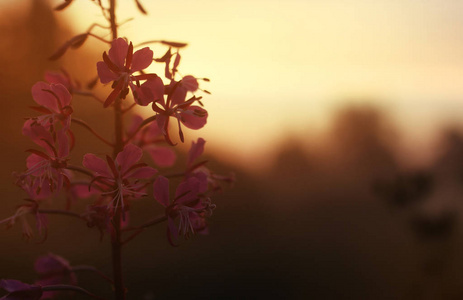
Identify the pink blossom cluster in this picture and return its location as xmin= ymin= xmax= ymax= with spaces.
xmin=0 ymin=2 xmax=233 ymax=297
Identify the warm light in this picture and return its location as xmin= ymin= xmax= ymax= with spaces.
xmin=46 ymin=0 xmax=463 ymax=170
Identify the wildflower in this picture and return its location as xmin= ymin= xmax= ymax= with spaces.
xmin=83 ymin=204 xmax=111 ymax=240
xmin=0 ymin=200 xmax=47 ymax=240
xmin=153 ymin=176 xmax=215 ymax=245
xmin=29 ymin=81 xmax=73 ymax=131
xmin=44 ymin=69 xmax=78 ymax=94
xmin=186 ymin=138 xmax=235 ymax=193
xmin=97 ymin=38 xmax=156 ymax=107
xmin=34 ymin=253 xmax=77 ymax=299
xmin=0 ymin=279 xmax=42 ymax=300
xmin=83 ymin=144 xmax=157 ymax=213
xmin=151 ymin=76 xmax=208 ymax=145
xmin=128 ymin=114 xmax=176 ymax=167
xmin=21 ymin=122 xmax=70 ymax=196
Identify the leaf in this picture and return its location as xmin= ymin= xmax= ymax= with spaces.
xmin=161 ymin=40 xmax=188 ymax=48
xmin=154 ymin=48 xmax=172 ymax=63
xmin=55 ymin=0 xmax=73 ymax=11
xmin=49 ymin=33 xmax=88 ymax=60
xmin=87 ymin=76 xmax=99 ymax=89
xmin=134 ymin=0 xmax=147 ymax=14
xmin=70 ymin=33 xmax=88 ymax=49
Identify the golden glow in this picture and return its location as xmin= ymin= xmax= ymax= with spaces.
xmin=48 ymin=0 xmax=463 ymax=169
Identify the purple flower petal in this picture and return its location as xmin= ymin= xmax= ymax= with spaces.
xmin=147 ymin=146 xmax=176 ymax=167
xmin=82 ymin=154 xmax=112 ymax=177
xmin=31 ymin=82 xmax=60 ymax=113
xmin=187 ymin=138 xmax=206 ymax=167
xmin=127 ymin=166 xmax=157 ymax=179
xmin=97 ymin=61 xmax=118 ymax=84
xmin=180 ymin=106 xmax=208 ymax=130
xmin=116 ymin=144 xmax=143 ymax=175
xmin=131 ymin=47 xmax=153 ymax=72
xmin=108 ymin=38 xmax=129 ymax=69
xmin=153 ymin=176 xmax=169 ymax=207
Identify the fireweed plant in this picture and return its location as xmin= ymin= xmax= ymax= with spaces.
xmin=0 ymin=1 xmax=233 ymax=299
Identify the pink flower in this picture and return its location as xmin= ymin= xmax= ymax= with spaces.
xmin=185 ymin=138 xmax=235 ymax=193
xmin=127 ymin=114 xmax=176 ymax=167
xmin=0 ymin=200 xmax=47 ymax=240
xmin=151 ymin=77 xmax=208 ymax=145
xmin=97 ymin=38 xmax=157 ymax=107
xmin=153 ymin=176 xmax=215 ymax=245
xmin=0 ymin=279 xmax=42 ymax=300
xmin=21 ymin=122 xmax=70 ymax=196
xmin=44 ymin=70 xmax=79 ymax=94
xmin=17 ymin=176 xmax=52 ymax=201
xmin=84 ymin=205 xmax=112 ymax=240
xmin=34 ymin=253 xmax=77 ymax=299
xmin=83 ymin=144 xmax=157 ymax=212
xmin=29 ymin=81 xmax=73 ymax=131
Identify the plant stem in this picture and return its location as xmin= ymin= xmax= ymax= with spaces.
xmin=38 ymin=209 xmax=85 ymax=220
xmin=109 ymin=1 xmax=125 ymax=299
xmin=72 ymin=117 xmax=114 ymax=147
xmin=72 ymin=265 xmax=115 ymax=285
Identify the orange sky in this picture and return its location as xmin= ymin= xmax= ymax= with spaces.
xmin=10 ymin=0 xmax=463 ymax=169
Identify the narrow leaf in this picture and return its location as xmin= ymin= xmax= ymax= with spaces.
xmin=70 ymin=33 xmax=88 ymax=49
xmin=55 ymin=0 xmax=73 ymax=11
xmin=134 ymin=0 xmax=147 ymax=14
xmin=161 ymin=41 xmax=188 ymax=48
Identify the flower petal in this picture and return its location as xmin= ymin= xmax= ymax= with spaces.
xmin=0 ymin=279 xmax=40 ymax=293
xmin=34 ymin=253 xmax=71 ymax=275
xmin=83 ymin=153 xmax=112 ymax=178
xmin=175 ymin=177 xmax=200 ymax=204
xmin=51 ymin=83 xmax=72 ymax=107
xmin=181 ymin=75 xmax=199 ymax=92
xmin=45 ymin=71 xmax=72 ymax=91
xmin=108 ymin=38 xmax=129 ymax=68
xmin=127 ymin=166 xmax=157 ymax=179
xmin=57 ymin=129 xmax=69 ymax=158
xmin=180 ymin=106 xmax=208 ymax=130
xmin=131 ymin=47 xmax=153 ymax=72
xmin=116 ymin=143 xmax=143 ymax=174
xmin=187 ymin=138 xmax=206 ymax=167
xmin=26 ymin=154 xmax=47 ymax=176
xmin=31 ymin=82 xmax=60 ymax=112
xmin=97 ymin=61 xmax=118 ymax=84
xmin=147 ymin=146 xmax=176 ymax=167
xmin=153 ymin=176 xmax=169 ymax=207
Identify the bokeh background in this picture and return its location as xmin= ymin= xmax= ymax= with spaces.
xmin=2 ymin=0 xmax=463 ymax=298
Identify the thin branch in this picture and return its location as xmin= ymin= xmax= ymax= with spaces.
xmin=72 ymin=265 xmax=114 ymax=285
xmin=123 ymin=115 xmax=156 ymax=145
xmin=74 ymin=91 xmax=104 ymax=103
xmin=72 ymin=117 xmax=114 ymax=147
xmin=121 ymin=228 xmax=144 ymax=245
xmin=88 ymin=32 xmax=112 ymax=44
xmin=66 ymin=165 xmax=95 ymax=177
xmin=134 ymin=40 xmax=188 ymax=48
xmin=38 ymin=209 xmax=85 ymax=220
xmin=122 ymin=215 xmax=167 ymax=232
xmin=87 ymin=22 xmax=111 ymax=31
xmin=164 ymin=171 xmax=186 ymax=178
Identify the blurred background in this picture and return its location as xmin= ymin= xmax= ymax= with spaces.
xmin=2 ymin=0 xmax=463 ymax=298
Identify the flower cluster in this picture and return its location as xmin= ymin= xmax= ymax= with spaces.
xmin=1 ymin=1 xmax=232 ymax=299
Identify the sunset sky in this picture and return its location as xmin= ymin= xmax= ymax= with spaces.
xmin=8 ymin=0 xmax=463 ymax=169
